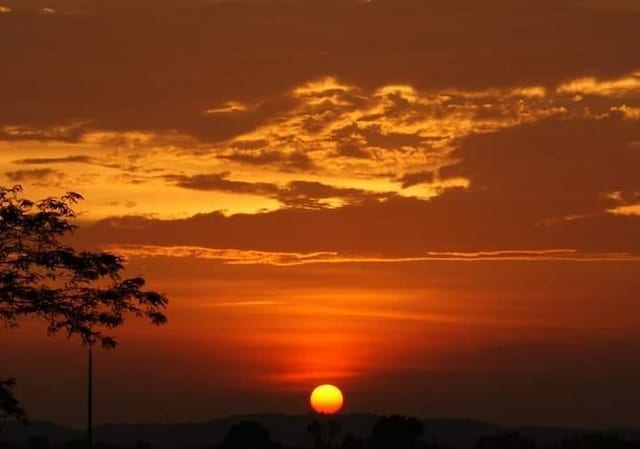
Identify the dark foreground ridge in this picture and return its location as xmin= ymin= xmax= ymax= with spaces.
xmin=2 ymin=415 xmax=640 ymax=449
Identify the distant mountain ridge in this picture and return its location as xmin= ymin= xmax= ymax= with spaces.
xmin=2 ymin=415 xmax=639 ymax=449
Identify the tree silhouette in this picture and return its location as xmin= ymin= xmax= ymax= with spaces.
xmin=475 ymin=432 xmax=537 ymax=449
xmin=308 ymin=420 xmax=324 ymax=449
xmin=216 ymin=421 xmax=283 ymax=449
xmin=562 ymin=433 xmax=640 ymax=449
xmin=340 ymin=434 xmax=367 ymax=449
xmin=0 ymin=378 xmax=26 ymax=424
xmin=27 ymin=436 xmax=51 ymax=449
xmin=370 ymin=415 xmax=424 ymax=449
xmin=0 ymin=185 xmax=168 ymax=420
xmin=308 ymin=418 xmax=342 ymax=449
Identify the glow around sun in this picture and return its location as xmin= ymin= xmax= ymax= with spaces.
xmin=310 ymin=384 xmax=344 ymax=414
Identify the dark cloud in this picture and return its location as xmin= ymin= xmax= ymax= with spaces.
xmin=441 ymin=115 xmax=640 ymax=219
xmin=78 ymin=115 xmax=640 ymax=255
xmin=229 ymin=139 xmax=270 ymax=150
xmin=334 ymin=141 xmax=371 ymax=159
xmin=166 ymin=173 xmax=278 ymax=196
xmin=283 ymin=151 xmax=316 ymax=171
xmin=330 ymin=123 xmax=432 ymax=160
xmin=165 ymin=173 xmax=394 ymax=209
xmin=76 ymin=192 xmax=640 ymax=256
xmin=360 ymin=125 xmax=428 ymax=149
xmin=274 ymin=180 xmax=395 ymax=209
xmin=398 ymin=171 xmax=434 ymax=188
xmin=12 ymin=154 xmax=93 ymax=164
xmin=0 ymin=0 xmax=638 ymax=141
xmin=220 ymin=150 xmax=316 ymax=171
xmin=5 ymin=168 xmax=63 ymax=183
xmin=0 ymin=124 xmax=89 ymax=142
xmin=11 ymin=154 xmax=142 ymax=173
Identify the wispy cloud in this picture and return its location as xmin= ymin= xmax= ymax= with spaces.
xmin=106 ymin=245 xmax=640 ymax=266
xmin=165 ymin=173 xmax=395 ymax=209
xmin=12 ymin=155 xmax=94 ymax=165
xmin=557 ymin=72 xmax=640 ymax=97
xmin=5 ymin=168 xmax=64 ymax=184
xmin=208 ymin=300 xmax=284 ymax=307
xmin=204 ymin=102 xmax=250 ymax=114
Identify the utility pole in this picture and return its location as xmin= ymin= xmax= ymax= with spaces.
xmin=87 ymin=346 xmax=93 ymax=449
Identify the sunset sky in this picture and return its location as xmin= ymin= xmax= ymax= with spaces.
xmin=1 ymin=0 xmax=640 ymax=429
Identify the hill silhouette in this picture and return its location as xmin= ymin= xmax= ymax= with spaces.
xmin=2 ymin=415 xmax=640 ymax=449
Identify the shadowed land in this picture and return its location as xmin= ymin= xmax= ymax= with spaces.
xmin=2 ymin=415 xmax=640 ymax=449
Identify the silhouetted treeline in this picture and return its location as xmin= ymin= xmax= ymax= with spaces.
xmin=0 ymin=438 xmax=152 ymax=449
xmin=213 ymin=421 xmax=284 ymax=449
xmin=2 ymin=416 xmax=640 ymax=449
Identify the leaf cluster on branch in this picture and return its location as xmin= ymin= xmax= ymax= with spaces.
xmin=0 ymin=378 xmax=26 ymax=425
xmin=0 ymin=185 xmax=168 ymax=348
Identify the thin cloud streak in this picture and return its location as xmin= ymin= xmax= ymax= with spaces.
xmin=208 ymin=300 xmax=285 ymax=307
xmin=107 ymin=244 xmax=640 ymax=266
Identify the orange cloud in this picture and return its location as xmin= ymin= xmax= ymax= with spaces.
xmin=106 ymin=245 xmax=640 ymax=266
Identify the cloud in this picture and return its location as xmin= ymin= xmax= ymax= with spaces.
xmin=208 ymin=301 xmax=283 ymax=308
xmin=107 ymin=244 xmax=640 ymax=266
xmin=211 ymin=74 xmax=575 ymax=180
xmin=10 ymin=152 xmax=150 ymax=174
xmin=204 ymin=102 xmax=250 ymax=114
xmin=584 ymin=0 xmax=640 ymax=13
xmin=165 ymin=173 xmax=395 ymax=209
xmin=1 ymin=71 xmax=636 ymax=207
xmin=75 ymin=115 xmax=640 ymax=256
xmin=2 ymin=1 xmax=640 ymax=239
xmin=1 ymin=0 xmax=639 ymax=141
xmin=440 ymin=115 xmax=640 ymax=219
xmin=278 ymin=180 xmax=396 ymax=208
xmin=334 ymin=141 xmax=371 ymax=159
xmin=5 ymin=168 xmax=64 ymax=183
xmin=398 ymin=171 xmax=434 ymax=188
xmin=2 ymin=72 xmax=627 ymax=222
xmin=12 ymin=154 xmax=93 ymax=165
xmin=166 ymin=172 xmax=277 ymax=196
xmin=359 ymin=124 xmax=428 ymax=149
xmin=610 ymin=104 xmax=640 ymax=119
xmin=220 ymin=150 xmax=317 ymax=171
xmin=556 ymin=71 xmax=640 ymax=97
xmin=0 ymin=123 xmax=90 ymax=142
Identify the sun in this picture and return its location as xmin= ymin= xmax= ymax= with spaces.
xmin=310 ymin=384 xmax=344 ymax=414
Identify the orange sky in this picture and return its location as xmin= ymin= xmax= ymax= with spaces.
xmin=1 ymin=0 xmax=640 ymax=429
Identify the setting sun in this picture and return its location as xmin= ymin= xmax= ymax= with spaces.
xmin=310 ymin=384 xmax=344 ymax=414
